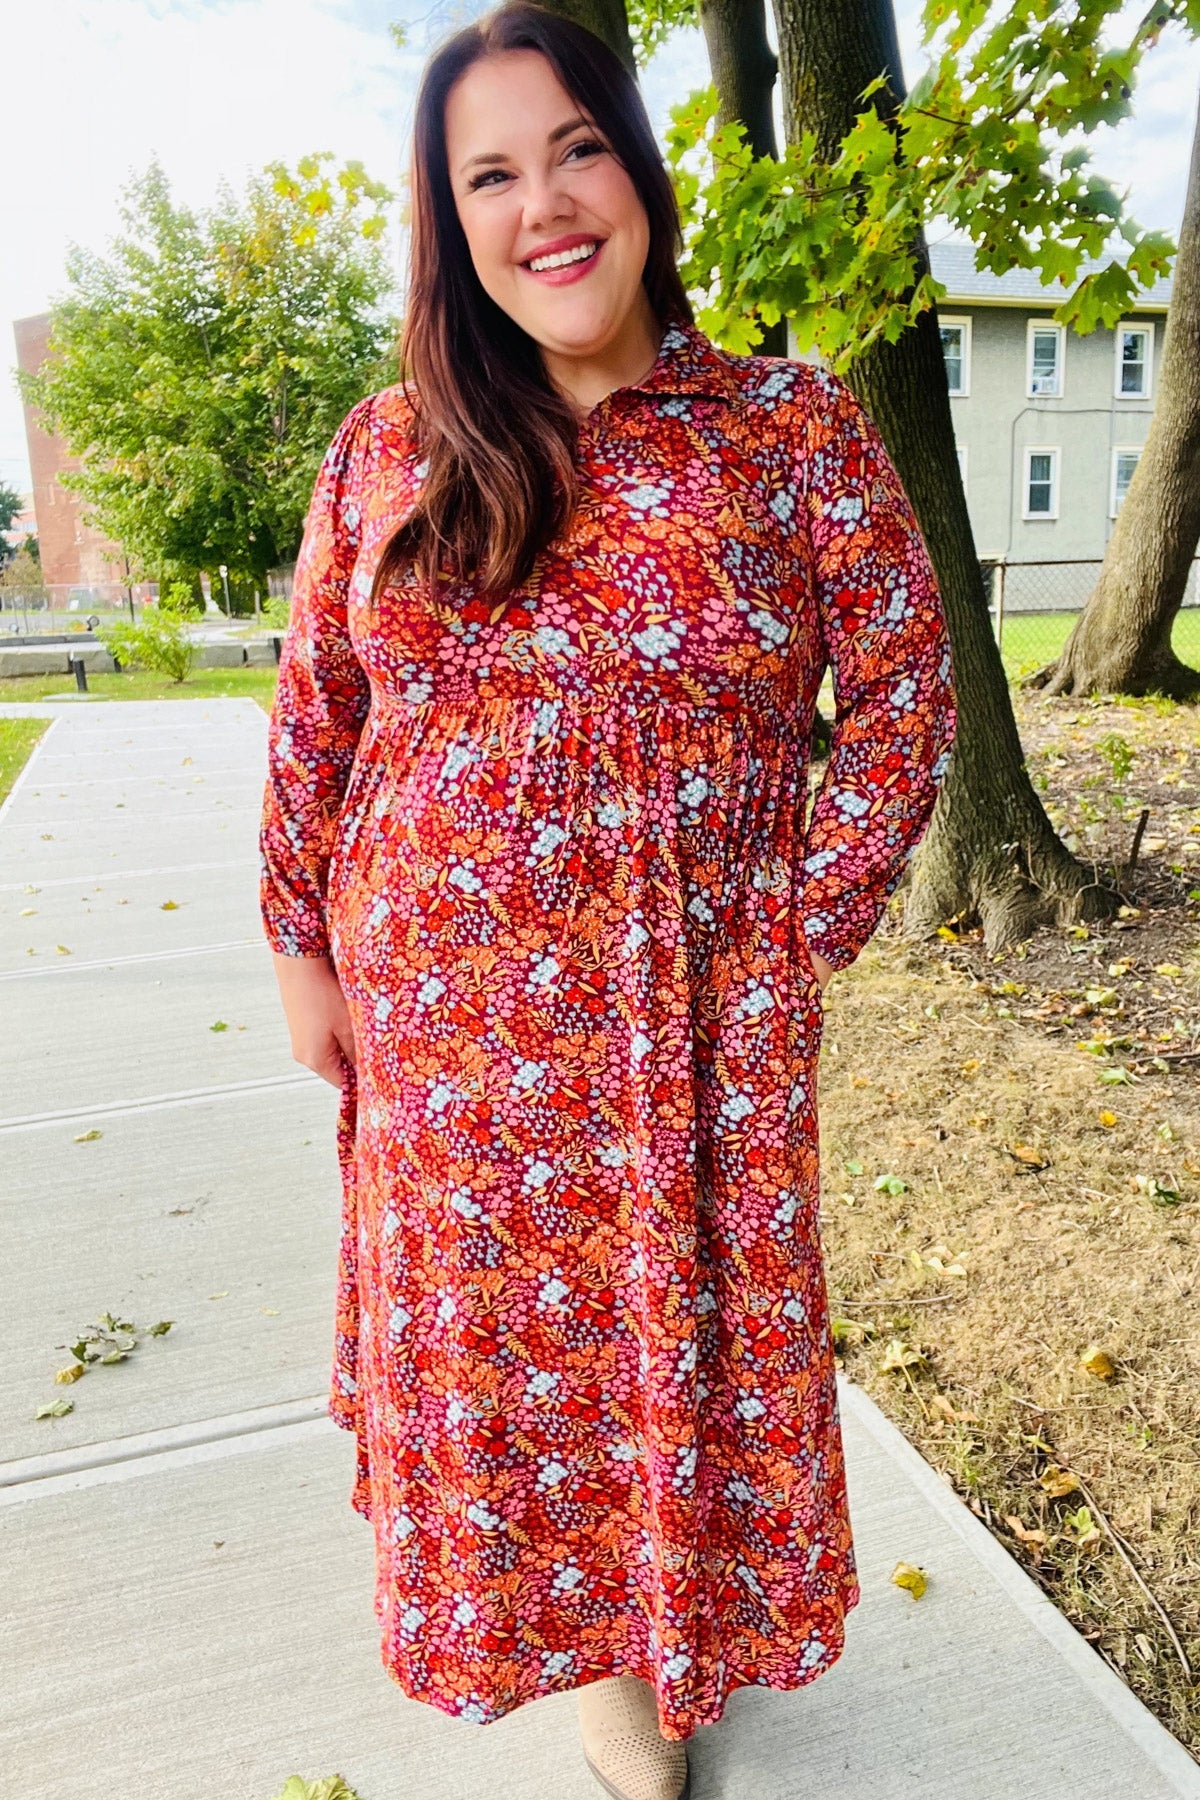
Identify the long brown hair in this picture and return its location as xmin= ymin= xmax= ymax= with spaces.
xmin=371 ymin=0 xmax=693 ymax=606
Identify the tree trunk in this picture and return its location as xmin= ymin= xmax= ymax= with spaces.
xmin=697 ymin=0 xmax=788 ymax=358
xmin=1025 ymin=84 xmax=1200 ymax=701
xmin=543 ymin=0 xmax=636 ymax=70
xmin=772 ymin=0 xmax=1122 ymax=947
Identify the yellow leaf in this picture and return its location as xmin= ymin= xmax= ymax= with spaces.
xmin=1039 ymin=1463 xmax=1081 ymax=1497
xmin=56 ymin=944 xmax=72 ymax=955
xmin=73 ymin=1129 xmax=102 ymax=1142
xmin=1098 ymin=1111 xmax=1117 ymax=1127
xmin=161 ymin=900 xmax=180 ymax=911
xmin=1003 ymin=1516 xmax=1048 ymax=1555
xmin=879 ymin=1338 xmax=926 ymax=1374
xmin=891 ymin=1561 xmax=927 ymax=1599
xmin=1154 ymin=963 xmax=1182 ymax=978
xmin=54 ymin=1363 xmax=86 ymax=1384
xmin=1080 ymin=1346 xmax=1116 ymax=1380
xmin=1009 ymin=1144 xmax=1049 ymax=1168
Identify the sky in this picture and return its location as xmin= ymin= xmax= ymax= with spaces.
xmin=4 ymin=0 xmax=1198 ymax=496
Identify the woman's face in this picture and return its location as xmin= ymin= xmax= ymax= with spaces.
xmin=444 ymin=47 xmax=651 ymax=365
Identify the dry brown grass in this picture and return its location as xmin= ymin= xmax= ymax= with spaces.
xmin=815 ymin=686 xmax=1200 ymax=1756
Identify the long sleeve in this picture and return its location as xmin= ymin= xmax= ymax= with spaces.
xmin=795 ymin=369 xmax=957 ymax=973
xmin=258 ymin=396 xmax=375 ymax=957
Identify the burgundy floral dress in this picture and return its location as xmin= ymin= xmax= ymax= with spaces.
xmin=258 ymin=318 xmax=957 ymax=1740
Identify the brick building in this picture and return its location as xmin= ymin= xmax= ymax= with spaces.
xmin=13 ymin=312 xmax=125 ymax=592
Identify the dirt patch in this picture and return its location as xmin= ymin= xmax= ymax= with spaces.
xmin=817 ymin=684 xmax=1200 ymax=1757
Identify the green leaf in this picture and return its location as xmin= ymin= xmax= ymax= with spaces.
xmin=35 ymin=1398 xmax=74 ymax=1419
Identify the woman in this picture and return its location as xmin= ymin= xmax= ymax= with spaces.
xmin=259 ymin=4 xmax=957 ymax=1796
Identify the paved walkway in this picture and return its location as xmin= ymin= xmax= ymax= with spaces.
xmin=3 ymin=694 xmax=1198 ymax=1800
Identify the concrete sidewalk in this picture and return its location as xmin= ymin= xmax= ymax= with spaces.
xmin=2 ymin=694 xmax=1198 ymax=1800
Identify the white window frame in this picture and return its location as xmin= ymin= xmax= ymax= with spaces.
xmin=1110 ymin=445 xmax=1142 ymax=517
xmin=1114 ymin=322 xmax=1154 ymax=399
xmin=939 ymin=316 xmax=972 ymax=397
xmin=1022 ymin=446 xmax=1060 ymax=520
xmin=955 ymin=444 xmax=968 ymax=493
xmin=1026 ymin=320 xmax=1064 ymax=398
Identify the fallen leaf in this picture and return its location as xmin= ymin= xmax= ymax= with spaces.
xmin=1009 ymin=1144 xmax=1049 ymax=1169
xmin=210 ymin=1020 xmax=229 ymax=1033
xmin=268 ymin=1779 xmax=364 ymax=1800
xmin=1098 ymin=1111 xmax=1118 ymax=1128
xmin=879 ymin=1338 xmax=926 ymax=1374
xmin=1039 ymin=1463 xmax=1081 ymax=1498
xmin=73 ymin=1129 xmax=102 ymax=1142
xmin=890 ymin=1561 xmax=927 ymax=1600
xmin=54 ymin=1363 xmax=86 ymax=1384
xmin=160 ymin=900 xmax=180 ymax=911
xmin=1080 ymin=1346 xmax=1116 ymax=1380
xmin=35 ymin=1398 xmax=74 ymax=1419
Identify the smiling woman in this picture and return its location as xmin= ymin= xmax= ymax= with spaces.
xmin=257 ymin=4 xmax=957 ymax=1797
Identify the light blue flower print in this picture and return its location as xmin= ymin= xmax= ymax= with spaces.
xmin=631 ymin=620 xmax=685 ymax=664
xmin=833 ymin=788 xmax=871 ymax=823
xmin=368 ymin=896 xmax=391 ymax=930
xmin=374 ymin=994 xmax=393 ymax=1025
xmin=542 ymin=1649 xmax=576 ymax=1678
xmin=621 ymin=478 xmax=675 ymax=517
xmin=755 ymin=364 xmax=797 ymax=402
xmin=890 ymin=674 xmax=918 ymax=709
xmin=450 ymin=1188 xmax=485 ymax=1220
xmin=552 ymin=1563 xmax=586 ymax=1593
xmin=772 ymin=1191 xmax=800 ymax=1231
xmin=596 ymin=797 xmax=627 ymax=828
xmin=529 ymin=820 xmax=568 ymax=860
xmin=416 ymin=973 xmax=446 ymax=1008
xmin=398 ymin=1602 xmax=426 ymax=1636
xmin=448 ymin=857 xmax=483 ymax=893
xmin=539 ymin=1274 xmax=569 ymax=1307
xmin=523 ymin=1157 xmax=555 ymax=1192
xmin=388 ymin=1301 xmax=412 ymax=1336
xmin=677 ymin=770 xmax=711 ymax=810
xmin=525 ymin=1368 xmax=560 ymax=1398
xmin=720 ymin=1089 xmax=755 ymax=1124
xmin=457 ymin=1700 xmax=491 ymax=1725
xmin=528 ymin=951 xmax=559 ymax=991
xmin=799 ymin=1636 xmax=828 ymax=1670
xmin=663 ymin=1650 xmax=693 ymax=1680
xmin=625 ymin=918 xmax=650 ymax=954
xmin=783 ymin=1295 xmax=809 ymax=1324
xmin=427 ymin=1079 xmax=457 ymax=1115
xmin=453 ymin=1596 xmax=477 ymax=1626
xmin=769 ymin=487 xmax=796 ymax=527
xmin=738 ymin=981 xmax=774 ymax=1021
xmin=630 ymin=1029 xmax=654 ymax=1063
xmin=537 ymin=1457 xmax=569 ymax=1489
xmin=803 ymin=847 xmax=839 ymax=878
xmin=737 ymin=1563 xmax=766 ymax=1601
xmin=746 ymin=608 xmax=790 ymax=648
xmin=533 ymin=625 xmax=576 ymax=658
xmin=437 ymin=1293 xmax=456 ymax=1324
xmin=531 ymin=697 xmax=561 ymax=738
xmin=675 ymin=1338 xmax=697 ymax=1377
xmin=512 ymin=1058 xmax=546 ymax=1092
xmin=392 ymin=1511 xmax=416 ymax=1543
xmin=725 ymin=1474 xmax=758 ymax=1505
xmin=686 ymin=890 xmax=715 ymax=929
xmin=736 ymin=1394 xmax=766 ymax=1420
xmin=829 ymin=493 xmax=864 ymax=531
xmin=467 ymin=1499 xmax=502 ymax=1530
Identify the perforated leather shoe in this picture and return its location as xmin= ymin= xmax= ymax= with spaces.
xmin=578 ymin=1674 xmax=691 ymax=1800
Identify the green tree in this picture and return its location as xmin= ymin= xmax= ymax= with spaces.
xmin=20 ymin=153 xmax=397 ymax=602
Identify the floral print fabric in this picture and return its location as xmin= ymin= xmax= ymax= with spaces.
xmin=258 ymin=318 xmax=957 ymax=1739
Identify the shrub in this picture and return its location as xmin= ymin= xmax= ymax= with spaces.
xmin=97 ymin=611 xmax=197 ymax=683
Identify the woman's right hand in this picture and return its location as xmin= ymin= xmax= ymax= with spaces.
xmin=271 ymin=951 xmax=357 ymax=1089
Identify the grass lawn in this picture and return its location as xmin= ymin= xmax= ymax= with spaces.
xmin=0 ymin=663 xmax=279 ymax=711
xmin=0 ymin=716 xmax=54 ymax=806
xmin=998 ymin=607 xmax=1200 ymax=681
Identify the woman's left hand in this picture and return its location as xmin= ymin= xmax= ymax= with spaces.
xmin=810 ymin=947 xmax=835 ymax=994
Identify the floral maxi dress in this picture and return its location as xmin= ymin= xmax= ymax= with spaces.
xmin=258 ymin=319 xmax=958 ymax=1740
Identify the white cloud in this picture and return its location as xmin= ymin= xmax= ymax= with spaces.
xmin=4 ymin=0 xmax=1195 ymax=494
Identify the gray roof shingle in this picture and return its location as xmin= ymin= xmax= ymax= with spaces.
xmin=929 ymin=238 xmax=1173 ymax=308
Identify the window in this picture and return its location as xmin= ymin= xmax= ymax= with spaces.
xmin=955 ymin=445 xmax=968 ymax=493
xmin=1115 ymin=323 xmax=1153 ymax=398
xmin=1023 ymin=447 xmax=1059 ymax=519
xmin=940 ymin=318 xmax=971 ymax=396
xmin=1110 ymin=446 xmax=1141 ymax=516
xmin=1027 ymin=322 xmax=1064 ymax=397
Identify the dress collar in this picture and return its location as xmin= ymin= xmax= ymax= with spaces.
xmin=601 ymin=316 xmax=743 ymax=407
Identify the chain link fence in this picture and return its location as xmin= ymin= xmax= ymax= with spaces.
xmin=981 ymin=558 xmax=1200 ymax=679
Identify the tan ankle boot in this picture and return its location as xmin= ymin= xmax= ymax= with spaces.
xmin=578 ymin=1674 xmax=691 ymax=1800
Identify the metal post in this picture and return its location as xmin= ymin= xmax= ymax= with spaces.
xmin=219 ymin=563 xmax=231 ymax=618
xmin=993 ymin=558 xmax=1006 ymax=650
xmin=69 ymin=654 xmax=88 ymax=693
